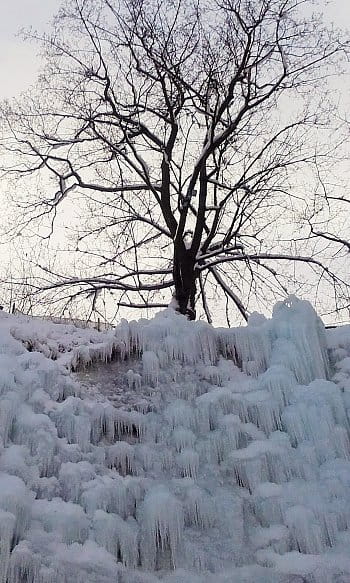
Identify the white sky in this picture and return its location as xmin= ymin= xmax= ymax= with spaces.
xmin=0 ymin=0 xmax=349 ymax=99
xmin=0 ymin=0 xmax=61 ymax=99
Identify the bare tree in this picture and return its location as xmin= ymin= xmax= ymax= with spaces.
xmin=0 ymin=0 xmax=349 ymax=323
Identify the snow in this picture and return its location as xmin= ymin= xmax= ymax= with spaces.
xmin=1 ymin=296 xmax=350 ymax=581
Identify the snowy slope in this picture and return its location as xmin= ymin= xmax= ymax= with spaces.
xmin=0 ymin=297 xmax=350 ymax=582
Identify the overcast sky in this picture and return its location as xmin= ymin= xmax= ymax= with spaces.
xmin=0 ymin=0 xmax=349 ymax=100
xmin=0 ymin=0 xmax=60 ymax=99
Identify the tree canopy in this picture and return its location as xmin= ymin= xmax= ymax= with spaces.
xmin=1 ymin=0 xmax=349 ymax=324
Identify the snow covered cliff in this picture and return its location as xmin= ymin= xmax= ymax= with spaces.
xmin=0 ymin=296 xmax=350 ymax=582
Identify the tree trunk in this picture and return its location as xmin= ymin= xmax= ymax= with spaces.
xmin=173 ymin=243 xmax=197 ymax=320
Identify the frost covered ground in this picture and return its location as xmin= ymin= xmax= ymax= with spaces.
xmin=1 ymin=297 xmax=350 ymax=582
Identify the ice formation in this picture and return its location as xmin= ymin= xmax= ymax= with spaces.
xmin=1 ymin=296 xmax=350 ymax=581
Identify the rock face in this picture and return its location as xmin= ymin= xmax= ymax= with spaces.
xmin=0 ymin=297 xmax=350 ymax=582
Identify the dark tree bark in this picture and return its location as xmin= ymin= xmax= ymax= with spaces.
xmin=173 ymin=241 xmax=197 ymax=320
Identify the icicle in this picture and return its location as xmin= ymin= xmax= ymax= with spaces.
xmin=183 ymin=486 xmax=215 ymax=529
xmin=125 ymin=369 xmax=134 ymax=389
xmin=50 ymin=397 xmax=82 ymax=443
xmin=195 ymin=392 xmax=220 ymax=433
xmin=0 ymin=510 xmax=15 ymax=583
xmin=333 ymin=426 xmax=350 ymax=460
xmin=139 ymin=486 xmax=184 ymax=570
xmin=126 ymin=369 xmax=142 ymax=391
xmin=81 ymin=477 xmax=111 ymax=515
xmin=195 ymin=321 xmax=218 ymax=365
xmin=73 ymin=414 xmax=92 ymax=453
xmin=0 ymin=358 xmax=16 ymax=396
xmin=176 ymin=448 xmax=199 ymax=479
xmin=142 ymin=351 xmax=160 ymax=386
xmin=216 ymin=414 xmax=242 ymax=458
xmin=92 ymin=509 xmax=139 ymax=568
xmin=0 ymin=392 xmax=20 ymax=446
xmin=37 ymin=566 xmax=57 ymax=583
xmin=252 ymin=483 xmax=284 ymax=527
xmin=135 ymin=445 xmax=157 ymax=472
xmin=58 ymin=441 xmax=83 ymax=464
xmin=164 ymin=400 xmax=196 ymax=431
xmin=160 ymin=447 xmax=175 ymax=471
xmin=107 ymin=442 xmax=137 ymax=476
xmin=58 ymin=461 xmax=96 ymax=503
xmin=206 ymin=386 xmax=236 ymax=415
xmin=32 ymin=476 xmax=60 ymax=501
xmin=164 ymin=335 xmax=182 ymax=362
xmin=113 ymin=410 xmax=146 ymax=442
xmin=156 ymin=349 xmax=169 ymax=368
xmin=8 ymin=540 xmax=41 ymax=583
xmin=294 ymin=443 xmax=319 ymax=481
xmin=284 ymin=505 xmax=325 ymax=554
xmin=171 ymin=427 xmax=196 ymax=453
xmin=244 ymin=390 xmax=282 ymax=435
xmin=201 ymin=365 xmax=223 ymax=386
xmin=81 ymin=475 xmax=126 ymax=517
xmin=89 ymin=403 xmax=116 ymax=444
xmin=230 ymin=445 xmax=269 ymax=491
xmin=271 ymin=296 xmax=330 ymax=383
xmin=0 ymin=474 xmax=32 ymax=542
xmin=219 ymin=325 xmax=271 ymax=374
xmin=258 ymin=366 xmax=296 ymax=406
xmin=230 ymin=440 xmax=292 ymax=492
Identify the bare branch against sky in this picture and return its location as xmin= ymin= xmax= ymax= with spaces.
xmin=0 ymin=0 xmax=349 ymax=99
xmin=0 ymin=0 xmax=349 ymax=326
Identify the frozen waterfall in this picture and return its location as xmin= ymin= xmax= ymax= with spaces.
xmin=0 ymin=296 xmax=349 ymax=582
